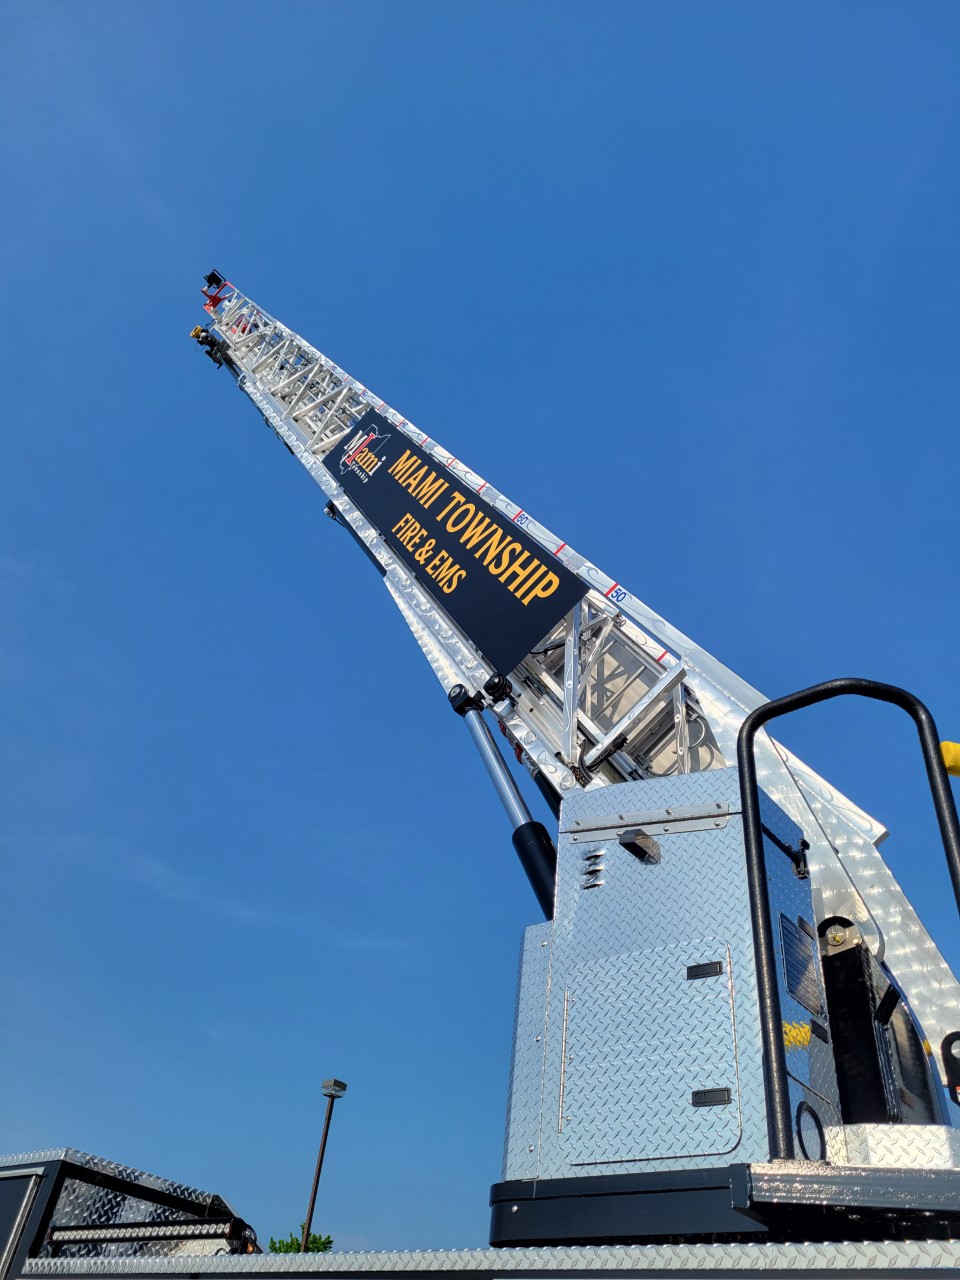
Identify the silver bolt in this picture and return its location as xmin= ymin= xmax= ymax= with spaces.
xmin=535 ymin=1035 xmax=541 ymax=1042
xmin=528 ymin=1145 xmax=535 ymax=1152
xmin=714 ymin=819 xmax=722 ymax=827
xmin=511 ymin=1205 xmax=519 ymax=1214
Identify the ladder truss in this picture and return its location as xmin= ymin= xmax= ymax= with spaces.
xmin=196 ymin=278 xmax=960 ymax=1062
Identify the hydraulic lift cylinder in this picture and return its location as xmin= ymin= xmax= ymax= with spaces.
xmin=449 ymin=686 xmax=557 ymax=918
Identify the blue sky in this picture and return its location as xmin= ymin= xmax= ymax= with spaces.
xmin=2 ymin=0 xmax=960 ymax=1252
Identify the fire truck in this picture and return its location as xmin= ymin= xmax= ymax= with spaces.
xmin=3 ymin=270 xmax=960 ymax=1280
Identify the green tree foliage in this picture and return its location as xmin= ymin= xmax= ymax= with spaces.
xmin=268 ymin=1224 xmax=333 ymax=1254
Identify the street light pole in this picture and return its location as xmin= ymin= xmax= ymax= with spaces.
xmin=300 ymin=1079 xmax=347 ymax=1253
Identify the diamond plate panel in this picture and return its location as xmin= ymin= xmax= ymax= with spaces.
xmin=843 ymin=1124 xmax=960 ymax=1169
xmin=508 ymin=769 xmax=853 ymax=1178
xmin=747 ymin=1159 xmax=960 ymax=1210
xmin=22 ymin=1239 xmax=960 ymax=1274
xmin=0 ymin=1151 xmax=235 ymax=1262
xmin=502 ymin=925 xmax=551 ymax=1179
xmin=762 ymin=793 xmax=842 ymax=1155
xmin=533 ymin=770 xmax=770 ymax=1176
xmin=792 ymin=776 xmax=960 ymax=1083
xmin=42 ymin=1180 xmax=216 ymax=1261
xmin=50 ymin=1180 xmax=187 ymax=1230
xmin=0 ymin=1153 xmax=217 ymax=1206
xmin=562 ymin=769 xmax=745 ymax=830
xmin=561 ymin=942 xmax=740 ymax=1161
xmin=824 ymin=1125 xmax=849 ymax=1164
xmin=760 ymin=793 xmax=841 ymax=1118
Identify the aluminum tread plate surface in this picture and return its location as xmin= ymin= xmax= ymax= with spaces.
xmin=503 ymin=924 xmax=551 ymax=1178
xmin=843 ymin=1126 xmax=960 ymax=1170
xmin=562 ymin=943 xmax=741 ymax=1162
xmin=746 ymin=1159 xmax=960 ymax=1210
xmin=757 ymin=792 xmax=841 ymax=1136
xmin=0 ymin=1152 xmax=216 ymax=1206
xmin=523 ymin=771 xmax=770 ymax=1177
xmin=791 ymin=775 xmax=960 ymax=1072
xmin=562 ymin=771 xmax=745 ymax=827
xmin=22 ymin=1240 xmax=960 ymax=1274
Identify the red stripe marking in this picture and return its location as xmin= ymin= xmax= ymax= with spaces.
xmin=604 ymin=582 xmax=620 ymax=597
xmin=446 ymin=457 xmax=458 ymax=468
xmin=656 ymin=649 xmax=668 ymax=663
xmin=477 ymin=482 xmax=487 ymax=494
xmin=555 ymin=542 xmax=566 ymax=554
xmin=512 ymin=510 xmax=525 ymax=522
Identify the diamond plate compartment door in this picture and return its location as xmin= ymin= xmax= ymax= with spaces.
xmin=559 ymin=942 xmax=742 ymax=1164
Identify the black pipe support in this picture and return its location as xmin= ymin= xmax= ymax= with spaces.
xmin=737 ymin=676 xmax=960 ymax=1163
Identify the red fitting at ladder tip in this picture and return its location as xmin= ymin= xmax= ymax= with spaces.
xmin=201 ymin=282 xmax=233 ymax=310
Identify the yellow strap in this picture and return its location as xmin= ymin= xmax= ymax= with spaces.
xmin=941 ymin=742 xmax=960 ymax=777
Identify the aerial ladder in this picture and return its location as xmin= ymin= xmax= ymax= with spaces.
xmin=185 ymin=271 xmax=960 ymax=1249
xmin=13 ymin=277 xmax=960 ymax=1280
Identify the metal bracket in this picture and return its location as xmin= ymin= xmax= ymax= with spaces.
xmin=565 ymin=801 xmax=730 ymax=842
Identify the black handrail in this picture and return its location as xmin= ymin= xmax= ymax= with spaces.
xmin=736 ymin=677 xmax=960 ymax=1161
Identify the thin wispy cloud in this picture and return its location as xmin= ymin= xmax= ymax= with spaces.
xmin=30 ymin=833 xmax=418 ymax=950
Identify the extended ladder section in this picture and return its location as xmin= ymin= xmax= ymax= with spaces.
xmin=194 ymin=273 xmax=960 ymax=1247
xmin=192 ymin=273 xmax=960 ymax=1048
xmin=194 ymin=279 xmax=724 ymax=795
